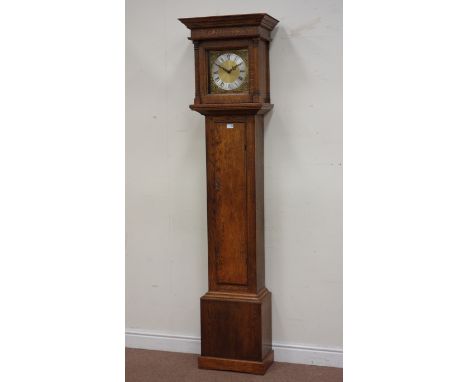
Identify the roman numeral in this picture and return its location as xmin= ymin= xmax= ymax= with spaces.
xmin=238 ymin=76 xmax=243 ymax=81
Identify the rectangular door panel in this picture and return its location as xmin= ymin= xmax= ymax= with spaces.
xmin=207 ymin=121 xmax=248 ymax=285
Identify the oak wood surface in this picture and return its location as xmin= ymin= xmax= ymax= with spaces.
xmin=180 ymin=13 xmax=278 ymax=375
xmin=180 ymin=15 xmax=275 ymax=105
xmin=179 ymin=13 xmax=279 ymax=32
xmin=200 ymin=289 xmax=272 ymax=365
xmin=208 ymin=120 xmax=248 ymax=285
xmin=198 ymin=351 xmax=274 ymax=375
xmin=189 ymin=103 xmax=273 ymax=115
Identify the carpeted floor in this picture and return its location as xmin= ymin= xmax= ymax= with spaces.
xmin=126 ymin=348 xmax=343 ymax=382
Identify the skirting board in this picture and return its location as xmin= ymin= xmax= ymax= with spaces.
xmin=126 ymin=328 xmax=343 ymax=368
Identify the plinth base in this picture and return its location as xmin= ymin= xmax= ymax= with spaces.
xmin=198 ymin=350 xmax=274 ymax=375
xmin=199 ymin=288 xmax=273 ymax=374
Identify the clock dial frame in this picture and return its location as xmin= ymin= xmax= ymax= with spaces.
xmin=193 ymin=38 xmax=268 ymax=105
xmin=209 ymin=49 xmax=249 ymax=94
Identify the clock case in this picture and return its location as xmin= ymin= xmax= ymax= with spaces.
xmin=180 ymin=13 xmax=278 ymax=108
xmin=179 ymin=13 xmax=279 ymax=375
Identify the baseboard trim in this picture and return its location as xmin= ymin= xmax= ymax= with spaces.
xmin=125 ymin=328 xmax=342 ymax=368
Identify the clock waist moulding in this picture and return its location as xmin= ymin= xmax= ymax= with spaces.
xmin=179 ymin=13 xmax=279 ymax=375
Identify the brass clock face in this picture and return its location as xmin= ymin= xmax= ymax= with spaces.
xmin=209 ymin=50 xmax=249 ymax=93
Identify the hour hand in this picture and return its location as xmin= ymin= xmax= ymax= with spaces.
xmin=216 ymin=63 xmax=228 ymax=72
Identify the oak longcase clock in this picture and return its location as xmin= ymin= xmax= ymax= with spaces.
xmin=179 ymin=13 xmax=279 ymax=375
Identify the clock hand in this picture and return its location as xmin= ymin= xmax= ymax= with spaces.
xmin=225 ymin=65 xmax=235 ymax=74
xmin=215 ymin=63 xmax=229 ymax=73
xmin=230 ymin=62 xmax=243 ymax=72
xmin=220 ymin=63 xmax=234 ymax=73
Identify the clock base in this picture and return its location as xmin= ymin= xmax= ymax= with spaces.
xmin=198 ymin=350 xmax=274 ymax=375
xmin=199 ymin=288 xmax=273 ymax=374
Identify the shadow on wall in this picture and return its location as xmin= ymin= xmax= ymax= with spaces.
xmin=264 ymin=24 xmax=324 ymax=339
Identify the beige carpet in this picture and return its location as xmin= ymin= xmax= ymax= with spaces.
xmin=126 ymin=348 xmax=343 ymax=382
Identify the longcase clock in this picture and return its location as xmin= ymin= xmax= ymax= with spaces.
xmin=179 ymin=13 xmax=279 ymax=375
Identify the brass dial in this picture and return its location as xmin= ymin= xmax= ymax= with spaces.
xmin=209 ymin=50 xmax=249 ymax=93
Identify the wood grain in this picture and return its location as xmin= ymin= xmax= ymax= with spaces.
xmin=180 ymin=16 xmax=276 ymax=106
xmin=190 ymin=102 xmax=273 ymax=116
xmin=200 ymin=289 xmax=272 ymax=371
xmin=208 ymin=120 xmax=248 ymax=285
xmin=179 ymin=13 xmax=279 ymax=31
xmin=198 ymin=351 xmax=274 ymax=375
xmin=180 ymin=13 xmax=278 ymax=375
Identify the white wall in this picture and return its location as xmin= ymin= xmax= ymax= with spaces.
xmin=126 ymin=0 xmax=342 ymax=364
